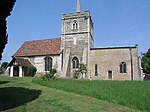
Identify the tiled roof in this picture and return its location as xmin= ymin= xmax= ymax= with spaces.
xmin=8 ymin=57 xmax=33 ymax=67
xmin=15 ymin=58 xmax=33 ymax=67
xmin=14 ymin=38 xmax=61 ymax=57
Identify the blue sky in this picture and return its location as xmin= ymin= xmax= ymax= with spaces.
xmin=2 ymin=0 xmax=150 ymax=62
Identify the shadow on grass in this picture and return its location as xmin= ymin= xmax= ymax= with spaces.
xmin=0 ymin=87 xmax=41 ymax=111
xmin=0 ymin=81 xmax=10 ymax=85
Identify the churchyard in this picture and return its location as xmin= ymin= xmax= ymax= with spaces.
xmin=0 ymin=76 xmax=149 ymax=112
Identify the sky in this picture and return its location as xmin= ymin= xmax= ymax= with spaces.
xmin=2 ymin=0 xmax=150 ymax=62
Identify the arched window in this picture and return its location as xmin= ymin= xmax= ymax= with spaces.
xmin=72 ymin=57 xmax=79 ymax=69
xmin=120 ymin=62 xmax=126 ymax=73
xmin=45 ymin=57 xmax=53 ymax=71
xmin=72 ymin=20 xmax=78 ymax=30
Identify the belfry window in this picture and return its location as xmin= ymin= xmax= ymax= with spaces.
xmin=45 ymin=57 xmax=53 ymax=71
xmin=72 ymin=57 xmax=79 ymax=69
xmin=120 ymin=62 xmax=127 ymax=73
xmin=72 ymin=20 xmax=78 ymax=30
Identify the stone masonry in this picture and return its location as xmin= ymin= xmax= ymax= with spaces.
xmin=89 ymin=46 xmax=140 ymax=80
xmin=61 ymin=11 xmax=94 ymax=78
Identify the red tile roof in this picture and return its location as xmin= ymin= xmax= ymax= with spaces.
xmin=14 ymin=38 xmax=61 ymax=57
xmin=8 ymin=57 xmax=33 ymax=67
xmin=15 ymin=58 xmax=33 ymax=67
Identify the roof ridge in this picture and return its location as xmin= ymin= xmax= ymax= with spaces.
xmin=90 ymin=45 xmax=138 ymax=50
xmin=25 ymin=37 xmax=61 ymax=43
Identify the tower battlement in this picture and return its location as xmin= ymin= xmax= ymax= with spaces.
xmin=62 ymin=10 xmax=91 ymax=20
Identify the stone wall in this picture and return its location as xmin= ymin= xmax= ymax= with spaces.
xmin=89 ymin=46 xmax=140 ymax=80
xmin=61 ymin=11 xmax=94 ymax=77
xmin=23 ymin=55 xmax=61 ymax=76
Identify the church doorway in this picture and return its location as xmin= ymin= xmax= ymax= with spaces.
xmin=23 ymin=67 xmax=28 ymax=77
xmin=13 ymin=66 xmax=19 ymax=77
xmin=108 ymin=70 xmax=112 ymax=80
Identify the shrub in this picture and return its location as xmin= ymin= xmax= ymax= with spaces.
xmin=42 ymin=68 xmax=57 ymax=80
xmin=28 ymin=66 xmax=37 ymax=77
xmin=79 ymin=63 xmax=87 ymax=78
xmin=74 ymin=69 xmax=80 ymax=79
xmin=73 ymin=63 xmax=87 ymax=79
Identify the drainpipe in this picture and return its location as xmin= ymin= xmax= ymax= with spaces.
xmin=130 ymin=47 xmax=133 ymax=80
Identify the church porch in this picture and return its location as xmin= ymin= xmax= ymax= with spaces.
xmin=7 ymin=57 xmax=33 ymax=77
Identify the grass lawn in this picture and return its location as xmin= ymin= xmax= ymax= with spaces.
xmin=32 ymin=78 xmax=150 ymax=112
xmin=0 ymin=77 xmax=142 ymax=112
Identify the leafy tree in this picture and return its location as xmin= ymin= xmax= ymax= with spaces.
xmin=142 ymin=49 xmax=150 ymax=75
xmin=73 ymin=63 xmax=87 ymax=79
xmin=0 ymin=0 xmax=16 ymax=60
xmin=79 ymin=63 xmax=87 ymax=78
xmin=1 ymin=62 xmax=8 ymax=69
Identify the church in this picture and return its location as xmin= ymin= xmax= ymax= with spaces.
xmin=7 ymin=0 xmax=143 ymax=80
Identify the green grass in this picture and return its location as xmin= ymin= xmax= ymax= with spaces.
xmin=0 ymin=76 xmax=141 ymax=112
xmin=32 ymin=78 xmax=150 ymax=112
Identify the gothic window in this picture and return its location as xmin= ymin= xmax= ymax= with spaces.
xmin=120 ymin=62 xmax=127 ymax=73
xmin=95 ymin=64 xmax=98 ymax=76
xmin=72 ymin=57 xmax=79 ymax=69
xmin=72 ymin=20 xmax=78 ymax=30
xmin=45 ymin=57 xmax=53 ymax=71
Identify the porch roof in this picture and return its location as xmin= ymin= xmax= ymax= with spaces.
xmin=8 ymin=57 xmax=33 ymax=67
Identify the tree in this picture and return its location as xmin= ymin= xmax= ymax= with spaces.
xmin=79 ymin=63 xmax=87 ymax=78
xmin=0 ymin=0 xmax=16 ymax=60
xmin=1 ymin=62 xmax=8 ymax=69
xmin=142 ymin=49 xmax=150 ymax=75
xmin=73 ymin=63 xmax=87 ymax=79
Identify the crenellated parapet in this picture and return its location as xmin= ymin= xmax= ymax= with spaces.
xmin=62 ymin=10 xmax=92 ymax=20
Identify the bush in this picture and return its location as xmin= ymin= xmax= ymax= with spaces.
xmin=28 ymin=66 xmax=37 ymax=77
xmin=42 ymin=68 xmax=57 ymax=80
xmin=73 ymin=63 xmax=87 ymax=79
xmin=74 ymin=69 xmax=80 ymax=79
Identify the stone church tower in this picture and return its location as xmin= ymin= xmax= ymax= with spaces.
xmin=61 ymin=0 xmax=94 ymax=78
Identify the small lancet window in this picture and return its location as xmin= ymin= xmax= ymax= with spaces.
xmin=120 ymin=62 xmax=127 ymax=73
xmin=108 ymin=70 xmax=113 ymax=80
xmin=72 ymin=20 xmax=78 ymax=30
xmin=72 ymin=57 xmax=79 ymax=69
xmin=95 ymin=64 xmax=98 ymax=76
